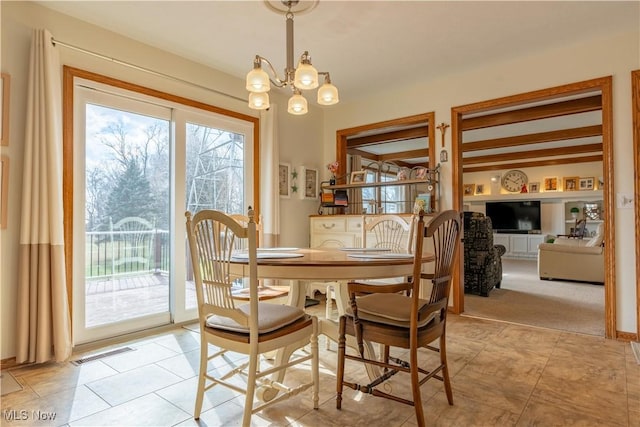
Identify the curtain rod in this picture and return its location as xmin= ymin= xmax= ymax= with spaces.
xmin=50 ymin=37 xmax=248 ymax=104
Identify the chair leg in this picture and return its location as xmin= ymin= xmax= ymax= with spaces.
xmin=440 ymin=333 xmax=454 ymax=405
xmin=311 ymin=318 xmax=320 ymax=409
xmin=336 ymin=316 xmax=346 ymax=410
xmin=325 ymin=284 xmax=335 ymax=350
xmin=409 ymin=343 xmax=425 ymax=427
xmin=242 ymin=352 xmax=259 ymax=427
xmin=194 ymin=336 xmax=208 ymax=419
xmin=325 ymin=284 xmax=333 ymax=320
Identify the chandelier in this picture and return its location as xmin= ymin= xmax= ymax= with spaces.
xmin=246 ymin=0 xmax=339 ymax=115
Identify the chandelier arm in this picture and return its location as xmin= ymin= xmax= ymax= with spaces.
xmin=256 ymin=55 xmax=288 ymax=87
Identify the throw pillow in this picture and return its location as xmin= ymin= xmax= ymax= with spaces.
xmin=585 ymin=223 xmax=605 ymax=247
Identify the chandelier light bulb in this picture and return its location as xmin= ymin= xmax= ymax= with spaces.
xmin=246 ymin=64 xmax=270 ymax=93
xmin=294 ymin=55 xmax=319 ymax=90
xmin=248 ymin=92 xmax=270 ymax=110
xmin=288 ymin=91 xmax=308 ymax=115
xmin=317 ymin=81 xmax=339 ymax=105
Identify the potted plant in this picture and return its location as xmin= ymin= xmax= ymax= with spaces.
xmin=570 ymin=206 xmax=580 ymax=219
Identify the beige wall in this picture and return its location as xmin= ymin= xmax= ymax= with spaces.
xmin=464 ymin=161 xmax=604 ymax=236
xmin=0 ymin=2 xmax=323 ymax=359
xmin=322 ymin=29 xmax=639 ymax=333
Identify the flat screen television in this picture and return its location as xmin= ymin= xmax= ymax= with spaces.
xmin=485 ymin=200 xmax=541 ymax=234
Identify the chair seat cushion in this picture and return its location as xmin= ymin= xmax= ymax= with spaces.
xmin=347 ymin=293 xmax=438 ymax=328
xmin=231 ymin=285 xmax=289 ymax=301
xmin=206 ymin=303 xmax=305 ymax=334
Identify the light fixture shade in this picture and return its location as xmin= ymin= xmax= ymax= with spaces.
xmin=248 ymin=92 xmax=270 ymax=110
xmin=246 ymin=67 xmax=270 ymax=93
xmin=294 ymin=62 xmax=319 ymax=90
xmin=288 ymin=93 xmax=308 ymax=115
xmin=317 ymin=82 xmax=339 ymax=105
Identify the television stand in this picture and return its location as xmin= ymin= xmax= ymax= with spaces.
xmin=493 ymin=233 xmax=547 ymax=259
xmin=496 ymin=230 xmax=530 ymax=234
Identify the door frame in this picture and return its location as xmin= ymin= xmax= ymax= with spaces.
xmin=451 ymin=76 xmax=616 ymax=338
xmin=632 ymin=69 xmax=640 ymax=339
xmin=62 ymin=66 xmax=260 ymax=339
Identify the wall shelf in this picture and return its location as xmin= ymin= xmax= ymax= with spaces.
xmin=464 ymin=190 xmax=603 ymax=203
xmin=319 ymin=163 xmax=439 ymax=215
xmin=321 ymin=177 xmax=431 ymax=190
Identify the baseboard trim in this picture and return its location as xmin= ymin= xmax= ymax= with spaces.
xmin=0 ymin=357 xmax=18 ymax=371
xmin=1 ymin=321 xmax=196 ymax=371
xmin=616 ymin=331 xmax=638 ymax=341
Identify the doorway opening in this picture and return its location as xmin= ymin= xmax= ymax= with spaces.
xmin=451 ymin=76 xmax=615 ymax=338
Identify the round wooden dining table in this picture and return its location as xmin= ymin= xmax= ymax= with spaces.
xmin=229 ymin=247 xmax=433 ymax=315
xmin=229 ymin=247 xmax=435 ymax=396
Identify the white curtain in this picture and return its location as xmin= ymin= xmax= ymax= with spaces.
xmin=259 ymin=104 xmax=280 ymax=247
xmin=16 ymin=29 xmax=72 ymax=363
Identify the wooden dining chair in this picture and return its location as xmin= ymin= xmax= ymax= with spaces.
xmin=362 ymin=214 xmax=415 ymax=253
xmin=185 ymin=209 xmax=319 ymax=427
xmin=336 ymin=210 xmax=462 ymax=427
xmin=228 ymin=213 xmax=289 ymax=301
xmin=359 ymin=214 xmax=417 ymax=287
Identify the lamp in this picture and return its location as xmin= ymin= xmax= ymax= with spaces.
xmin=246 ymin=0 xmax=339 ymax=115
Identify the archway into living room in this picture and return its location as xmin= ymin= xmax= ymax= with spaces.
xmin=451 ymin=76 xmax=616 ymax=338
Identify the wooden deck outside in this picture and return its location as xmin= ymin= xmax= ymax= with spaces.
xmin=84 ymin=274 xmax=197 ymax=327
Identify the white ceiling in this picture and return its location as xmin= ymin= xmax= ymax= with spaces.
xmin=35 ymin=0 xmax=639 ymax=105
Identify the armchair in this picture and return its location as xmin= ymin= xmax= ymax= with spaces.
xmin=463 ymin=212 xmax=506 ymax=297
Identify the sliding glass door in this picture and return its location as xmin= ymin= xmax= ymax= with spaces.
xmin=72 ymin=78 xmax=254 ymax=343
xmin=179 ymin=110 xmax=254 ymax=312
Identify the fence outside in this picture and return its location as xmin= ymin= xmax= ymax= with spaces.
xmin=85 ymin=228 xmax=170 ymax=279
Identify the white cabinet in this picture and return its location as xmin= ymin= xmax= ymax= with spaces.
xmin=510 ymin=235 xmax=529 ymax=255
xmin=493 ymin=234 xmax=510 ymax=253
xmin=310 ymin=214 xmax=412 ymax=249
xmin=310 ymin=217 xmax=355 ymax=248
xmin=494 ymin=233 xmax=544 ymax=258
xmin=527 ymin=235 xmax=544 ymax=253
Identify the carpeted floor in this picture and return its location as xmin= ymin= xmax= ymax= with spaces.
xmin=463 ymin=258 xmax=605 ymax=336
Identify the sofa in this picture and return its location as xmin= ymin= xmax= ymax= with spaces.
xmin=463 ymin=212 xmax=506 ymax=297
xmin=537 ymin=223 xmax=605 ymax=284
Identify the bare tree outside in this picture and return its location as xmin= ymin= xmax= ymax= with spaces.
xmin=185 ymin=122 xmax=245 ymax=215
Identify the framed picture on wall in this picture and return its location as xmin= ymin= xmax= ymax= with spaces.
xmin=463 ymin=183 xmax=475 ymax=196
xmin=279 ymin=163 xmax=290 ymax=198
xmin=529 ymin=182 xmax=540 ymax=193
xmin=299 ymin=166 xmax=318 ymax=200
xmin=475 ymin=184 xmax=484 ymax=195
xmin=579 ymin=177 xmax=595 ymax=190
xmin=563 ymin=176 xmax=579 ymax=191
xmin=543 ymin=176 xmax=558 ymax=192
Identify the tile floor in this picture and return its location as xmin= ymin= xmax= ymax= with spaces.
xmin=1 ymin=301 xmax=638 ymax=427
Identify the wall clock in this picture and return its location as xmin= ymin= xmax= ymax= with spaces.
xmin=501 ymin=170 xmax=528 ymax=193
